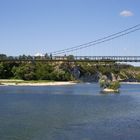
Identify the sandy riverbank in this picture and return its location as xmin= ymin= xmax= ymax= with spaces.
xmin=121 ymin=82 xmax=140 ymax=85
xmin=0 ymin=80 xmax=77 ymax=86
xmin=1 ymin=80 xmax=140 ymax=86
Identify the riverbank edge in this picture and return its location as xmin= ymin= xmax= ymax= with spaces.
xmin=0 ymin=80 xmax=140 ymax=86
xmin=0 ymin=80 xmax=78 ymax=86
xmin=120 ymin=82 xmax=140 ymax=85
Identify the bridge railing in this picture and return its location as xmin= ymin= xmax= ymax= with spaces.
xmin=0 ymin=56 xmax=140 ymax=62
xmin=73 ymin=56 xmax=140 ymax=62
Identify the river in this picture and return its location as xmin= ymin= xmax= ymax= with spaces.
xmin=0 ymin=83 xmax=140 ymax=140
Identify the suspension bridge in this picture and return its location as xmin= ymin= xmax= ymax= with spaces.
xmin=0 ymin=24 xmax=140 ymax=63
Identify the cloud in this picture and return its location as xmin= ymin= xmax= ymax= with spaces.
xmin=120 ymin=10 xmax=134 ymax=17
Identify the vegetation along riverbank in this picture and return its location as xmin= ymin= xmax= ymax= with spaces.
xmin=1 ymin=54 xmax=140 ymax=83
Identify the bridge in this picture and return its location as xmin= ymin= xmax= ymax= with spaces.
xmin=53 ymin=56 xmax=140 ymax=62
xmin=1 ymin=56 xmax=140 ymax=62
xmin=0 ymin=24 xmax=140 ymax=63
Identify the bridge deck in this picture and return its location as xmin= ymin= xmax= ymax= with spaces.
xmin=0 ymin=56 xmax=140 ymax=62
xmin=53 ymin=56 xmax=140 ymax=62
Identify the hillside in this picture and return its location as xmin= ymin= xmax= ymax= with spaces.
xmin=0 ymin=60 xmax=140 ymax=82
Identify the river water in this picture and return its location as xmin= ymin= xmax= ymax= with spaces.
xmin=0 ymin=83 xmax=140 ymax=140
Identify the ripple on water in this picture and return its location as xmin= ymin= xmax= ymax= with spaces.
xmin=0 ymin=84 xmax=140 ymax=140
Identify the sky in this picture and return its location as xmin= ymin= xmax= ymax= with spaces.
xmin=0 ymin=0 xmax=140 ymax=57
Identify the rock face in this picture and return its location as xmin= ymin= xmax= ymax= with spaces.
xmin=71 ymin=66 xmax=81 ymax=79
xmin=62 ymin=63 xmax=140 ymax=83
xmin=79 ymin=72 xmax=100 ymax=82
xmin=71 ymin=67 xmax=119 ymax=82
xmin=71 ymin=67 xmax=138 ymax=83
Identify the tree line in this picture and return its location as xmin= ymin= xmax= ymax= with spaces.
xmin=0 ymin=61 xmax=75 ymax=81
xmin=0 ymin=54 xmax=140 ymax=82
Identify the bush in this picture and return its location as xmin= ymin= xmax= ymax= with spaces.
xmin=108 ymin=81 xmax=120 ymax=90
xmin=99 ymin=77 xmax=120 ymax=90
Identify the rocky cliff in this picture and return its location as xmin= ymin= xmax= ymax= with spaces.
xmin=69 ymin=63 xmax=140 ymax=82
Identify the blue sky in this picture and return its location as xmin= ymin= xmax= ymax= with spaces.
xmin=0 ymin=0 xmax=139 ymax=56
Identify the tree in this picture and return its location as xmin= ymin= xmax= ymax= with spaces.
xmin=67 ymin=55 xmax=74 ymax=60
xmin=19 ymin=55 xmax=28 ymax=60
xmin=44 ymin=53 xmax=50 ymax=59
xmin=0 ymin=63 xmax=5 ymax=78
xmin=12 ymin=63 xmax=36 ymax=80
xmin=0 ymin=54 xmax=7 ymax=60
xmin=35 ymin=62 xmax=54 ymax=80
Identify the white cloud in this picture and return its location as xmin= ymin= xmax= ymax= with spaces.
xmin=120 ymin=10 xmax=134 ymax=17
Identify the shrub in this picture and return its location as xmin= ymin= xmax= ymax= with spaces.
xmin=108 ymin=81 xmax=120 ymax=90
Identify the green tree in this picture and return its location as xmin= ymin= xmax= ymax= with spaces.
xmin=67 ymin=55 xmax=74 ymax=60
xmin=12 ymin=63 xmax=36 ymax=80
xmin=35 ymin=62 xmax=54 ymax=80
xmin=0 ymin=54 xmax=7 ymax=60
